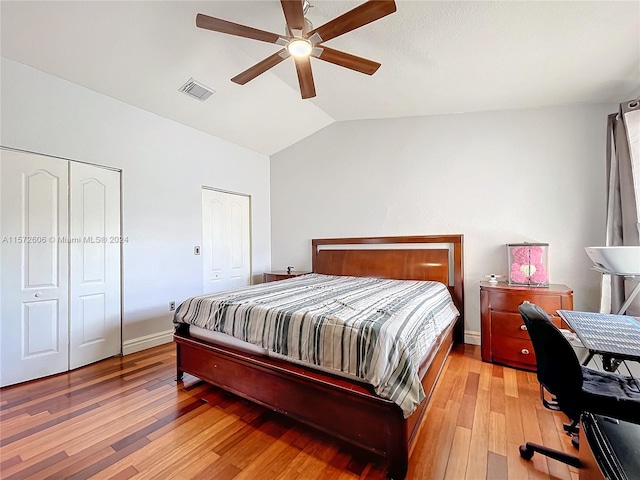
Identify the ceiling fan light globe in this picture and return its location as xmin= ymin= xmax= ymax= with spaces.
xmin=287 ymin=38 xmax=313 ymax=58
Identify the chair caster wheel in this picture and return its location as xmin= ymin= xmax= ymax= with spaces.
xmin=519 ymin=444 xmax=534 ymax=461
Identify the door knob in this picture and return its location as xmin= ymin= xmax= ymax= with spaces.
xmin=520 ymin=325 xmax=528 ymax=331
xmin=521 ymin=349 xmax=530 ymax=355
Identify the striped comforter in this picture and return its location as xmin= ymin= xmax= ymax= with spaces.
xmin=173 ymin=273 xmax=459 ymax=417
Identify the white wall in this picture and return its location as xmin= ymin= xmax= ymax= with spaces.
xmin=270 ymin=104 xmax=616 ymax=339
xmin=1 ymin=58 xmax=271 ymax=350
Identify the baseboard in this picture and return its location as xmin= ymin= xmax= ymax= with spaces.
xmin=122 ymin=329 xmax=174 ymax=355
xmin=465 ymin=330 xmax=481 ymax=345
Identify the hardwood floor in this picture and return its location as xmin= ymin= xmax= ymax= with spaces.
xmin=0 ymin=343 xmax=580 ymax=480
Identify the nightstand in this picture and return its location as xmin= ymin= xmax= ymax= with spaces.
xmin=263 ymin=271 xmax=311 ymax=283
xmin=480 ymin=282 xmax=573 ymax=371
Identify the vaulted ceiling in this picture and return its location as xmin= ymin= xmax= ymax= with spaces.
xmin=2 ymin=1 xmax=639 ymax=155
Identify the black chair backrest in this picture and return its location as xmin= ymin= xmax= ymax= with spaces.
xmin=519 ymin=302 xmax=584 ymax=421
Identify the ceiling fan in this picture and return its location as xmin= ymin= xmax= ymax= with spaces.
xmin=196 ymin=0 xmax=397 ymax=99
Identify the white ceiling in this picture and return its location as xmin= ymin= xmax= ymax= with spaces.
xmin=2 ymin=1 xmax=639 ymax=156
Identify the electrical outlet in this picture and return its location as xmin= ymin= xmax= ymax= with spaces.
xmin=169 ymin=301 xmax=176 ymax=311
xmin=194 ymin=246 xmax=200 ymax=255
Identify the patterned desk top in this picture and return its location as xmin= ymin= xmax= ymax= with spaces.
xmin=557 ymin=310 xmax=640 ymax=360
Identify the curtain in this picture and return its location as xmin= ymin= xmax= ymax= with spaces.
xmin=600 ymin=99 xmax=640 ymax=315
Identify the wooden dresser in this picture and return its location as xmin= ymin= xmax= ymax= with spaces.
xmin=480 ymin=282 xmax=573 ymax=371
xmin=263 ymin=270 xmax=311 ymax=283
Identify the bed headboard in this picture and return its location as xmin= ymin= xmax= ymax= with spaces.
xmin=312 ymin=235 xmax=464 ymax=342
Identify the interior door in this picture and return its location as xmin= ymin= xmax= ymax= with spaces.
xmin=0 ymin=150 xmax=70 ymax=387
xmin=202 ymin=188 xmax=251 ymax=293
xmin=69 ymin=162 xmax=122 ymax=369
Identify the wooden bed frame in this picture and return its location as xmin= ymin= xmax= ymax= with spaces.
xmin=174 ymin=235 xmax=464 ymax=479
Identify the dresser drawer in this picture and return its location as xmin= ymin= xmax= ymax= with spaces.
xmin=491 ymin=311 xmax=563 ymax=339
xmin=491 ymin=311 xmax=530 ymax=339
xmin=489 ymin=290 xmax=563 ymax=315
xmin=492 ymin=336 xmax=537 ymax=368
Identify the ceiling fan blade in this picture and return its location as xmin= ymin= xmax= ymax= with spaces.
xmin=231 ymin=50 xmax=290 ymax=85
xmin=196 ymin=13 xmax=283 ymax=44
xmin=308 ymin=0 xmax=396 ymax=43
xmin=280 ymin=0 xmax=305 ymax=34
xmin=314 ymin=46 xmax=381 ymax=75
xmin=294 ymin=57 xmax=316 ymax=99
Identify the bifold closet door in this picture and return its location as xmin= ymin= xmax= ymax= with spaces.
xmin=0 ymin=151 xmax=70 ymax=387
xmin=1 ymin=151 xmax=122 ymax=387
xmin=69 ymin=162 xmax=121 ymax=369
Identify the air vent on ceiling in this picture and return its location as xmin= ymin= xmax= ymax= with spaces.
xmin=179 ymin=78 xmax=215 ymax=101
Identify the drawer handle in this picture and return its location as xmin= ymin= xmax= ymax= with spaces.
xmin=521 ymin=300 xmax=531 ymax=305
xmin=521 ymin=348 xmax=530 ymax=355
xmin=520 ymin=325 xmax=528 ymax=331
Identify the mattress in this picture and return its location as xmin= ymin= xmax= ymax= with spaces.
xmin=174 ymin=273 xmax=459 ymax=417
xmin=188 ymin=326 xmax=369 ymax=383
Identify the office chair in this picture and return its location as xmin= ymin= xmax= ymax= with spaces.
xmin=517 ymin=302 xmax=640 ymax=468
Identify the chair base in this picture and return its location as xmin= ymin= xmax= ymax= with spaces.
xmin=564 ymin=420 xmax=579 ymax=436
xmin=519 ymin=442 xmax=581 ymax=468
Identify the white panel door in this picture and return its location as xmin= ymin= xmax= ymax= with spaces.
xmin=202 ymin=189 xmax=251 ymax=293
xmin=0 ymin=150 xmax=70 ymax=387
xmin=69 ymin=162 xmax=121 ymax=369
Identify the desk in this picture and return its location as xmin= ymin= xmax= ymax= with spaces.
xmin=557 ymin=310 xmax=640 ymax=372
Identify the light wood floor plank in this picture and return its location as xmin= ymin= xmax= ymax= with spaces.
xmin=429 ymin=398 xmax=462 ymax=480
xmin=489 ymin=375 xmax=506 ymax=414
xmin=443 ymin=426 xmax=471 ymax=480
xmin=504 ymin=395 xmax=525 ymax=446
xmin=405 ymin=405 xmax=446 ymax=479
xmin=464 ymin=388 xmax=490 ymax=480
xmin=478 ymin=361 xmax=493 ymax=391
xmin=488 ymin=411 xmax=507 ymax=456
xmin=503 ymin=367 xmax=519 ymax=398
